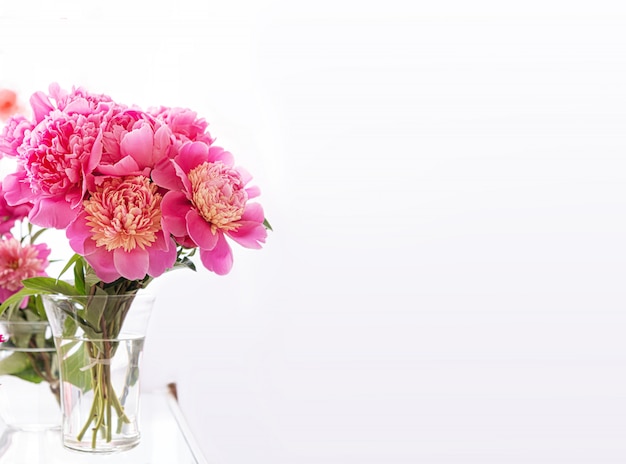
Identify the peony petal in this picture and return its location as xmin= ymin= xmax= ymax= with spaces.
xmin=245 ymin=185 xmax=261 ymax=199
xmin=2 ymin=171 xmax=34 ymax=206
xmin=66 ymin=213 xmax=92 ymax=255
xmin=29 ymin=198 xmax=78 ymax=229
xmin=241 ymin=203 xmax=264 ymax=223
xmin=161 ymin=191 xmax=192 ymax=237
xmin=176 ymin=142 xmax=209 ymax=174
xmin=97 ymin=156 xmax=141 ymax=176
xmin=153 ymin=125 xmax=173 ymax=161
xmin=114 ymin=248 xmax=149 ymax=281
xmin=208 ymin=146 xmax=234 ymax=166
xmin=186 ymin=209 xmax=219 ymax=250
xmin=152 ymin=158 xmax=183 ymax=191
xmin=84 ymin=245 xmax=120 ymax=283
xmin=121 ymin=124 xmax=154 ymax=169
xmin=147 ymin=234 xmax=177 ymax=277
xmin=199 ymin=233 xmax=233 ymax=275
xmin=227 ymin=221 xmax=267 ymax=249
xmin=29 ymin=91 xmax=54 ymax=123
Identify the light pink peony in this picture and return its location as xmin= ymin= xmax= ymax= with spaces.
xmin=0 ymin=236 xmax=50 ymax=302
xmin=67 ymin=176 xmax=177 ymax=282
xmin=148 ymin=106 xmax=214 ymax=151
xmin=154 ymin=141 xmax=266 ymax=275
xmin=93 ymin=109 xmax=173 ymax=184
xmin=0 ymin=115 xmax=33 ymax=158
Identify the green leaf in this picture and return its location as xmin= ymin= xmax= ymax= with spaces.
xmin=173 ymin=257 xmax=197 ymax=272
xmin=14 ymin=367 xmax=45 ymax=384
xmin=0 ymin=288 xmax=43 ymax=317
xmin=57 ymin=254 xmax=84 ymax=282
xmin=29 ymin=228 xmax=48 ymax=245
xmin=73 ymin=257 xmax=86 ymax=294
xmin=263 ymin=218 xmax=273 ymax=231
xmin=59 ymin=341 xmax=93 ymax=392
xmin=0 ymin=352 xmax=31 ymax=376
xmin=22 ymin=277 xmax=81 ymax=297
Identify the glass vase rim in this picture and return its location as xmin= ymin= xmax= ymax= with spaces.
xmin=41 ymin=292 xmax=155 ymax=301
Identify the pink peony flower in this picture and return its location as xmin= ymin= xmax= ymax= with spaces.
xmin=30 ymin=83 xmax=115 ymax=124
xmin=67 ymin=176 xmax=176 ymax=282
xmin=11 ymin=109 xmax=106 ymax=228
xmin=93 ymin=109 xmax=173 ymax=183
xmin=0 ymin=89 xmax=20 ymax=121
xmin=148 ymin=106 xmax=214 ymax=151
xmin=0 ymin=115 xmax=33 ymax=158
xmin=155 ymin=141 xmax=266 ymax=275
xmin=0 ymin=184 xmax=31 ymax=236
xmin=0 ymin=236 xmax=50 ymax=302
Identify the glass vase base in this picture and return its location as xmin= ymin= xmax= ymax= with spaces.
xmin=62 ymin=434 xmax=140 ymax=454
xmin=0 ymin=428 xmax=62 ymax=463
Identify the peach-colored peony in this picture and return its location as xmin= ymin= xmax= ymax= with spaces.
xmin=155 ymin=141 xmax=266 ymax=275
xmin=67 ymin=176 xmax=176 ymax=282
xmin=0 ymin=237 xmax=50 ymax=302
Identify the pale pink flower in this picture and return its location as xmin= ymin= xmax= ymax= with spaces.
xmin=0 ymin=89 xmax=20 ymax=121
xmin=67 ymin=176 xmax=176 ymax=282
xmin=0 ymin=115 xmax=33 ymax=158
xmin=93 ymin=109 xmax=173 ymax=184
xmin=148 ymin=106 xmax=214 ymax=151
xmin=0 ymin=237 xmax=50 ymax=302
xmin=154 ymin=141 xmax=266 ymax=275
xmin=11 ymin=109 xmax=106 ymax=228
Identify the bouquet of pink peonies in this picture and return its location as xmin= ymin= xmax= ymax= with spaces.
xmin=0 ymin=83 xmax=270 ymax=451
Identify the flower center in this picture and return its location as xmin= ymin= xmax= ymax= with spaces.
xmin=188 ymin=162 xmax=247 ymax=233
xmin=84 ymin=176 xmax=162 ymax=252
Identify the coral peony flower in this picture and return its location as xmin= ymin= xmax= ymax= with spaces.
xmin=0 ymin=237 xmax=50 ymax=302
xmin=155 ymin=141 xmax=266 ymax=275
xmin=11 ymin=109 xmax=106 ymax=228
xmin=0 ymin=184 xmax=31 ymax=236
xmin=0 ymin=89 xmax=20 ymax=121
xmin=0 ymin=115 xmax=33 ymax=158
xmin=67 ymin=176 xmax=176 ymax=282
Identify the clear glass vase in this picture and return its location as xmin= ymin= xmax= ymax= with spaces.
xmin=0 ymin=321 xmax=61 ymax=431
xmin=42 ymin=293 xmax=154 ymax=454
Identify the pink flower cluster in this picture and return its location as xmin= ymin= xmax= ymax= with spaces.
xmin=0 ymin=236 xmax=50 ymax=302
xmin=0 ymin=83 xmax=267 ymax=282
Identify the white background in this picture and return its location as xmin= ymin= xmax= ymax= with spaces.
xmin=2 ymin=1 xmax=626 ymax=463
